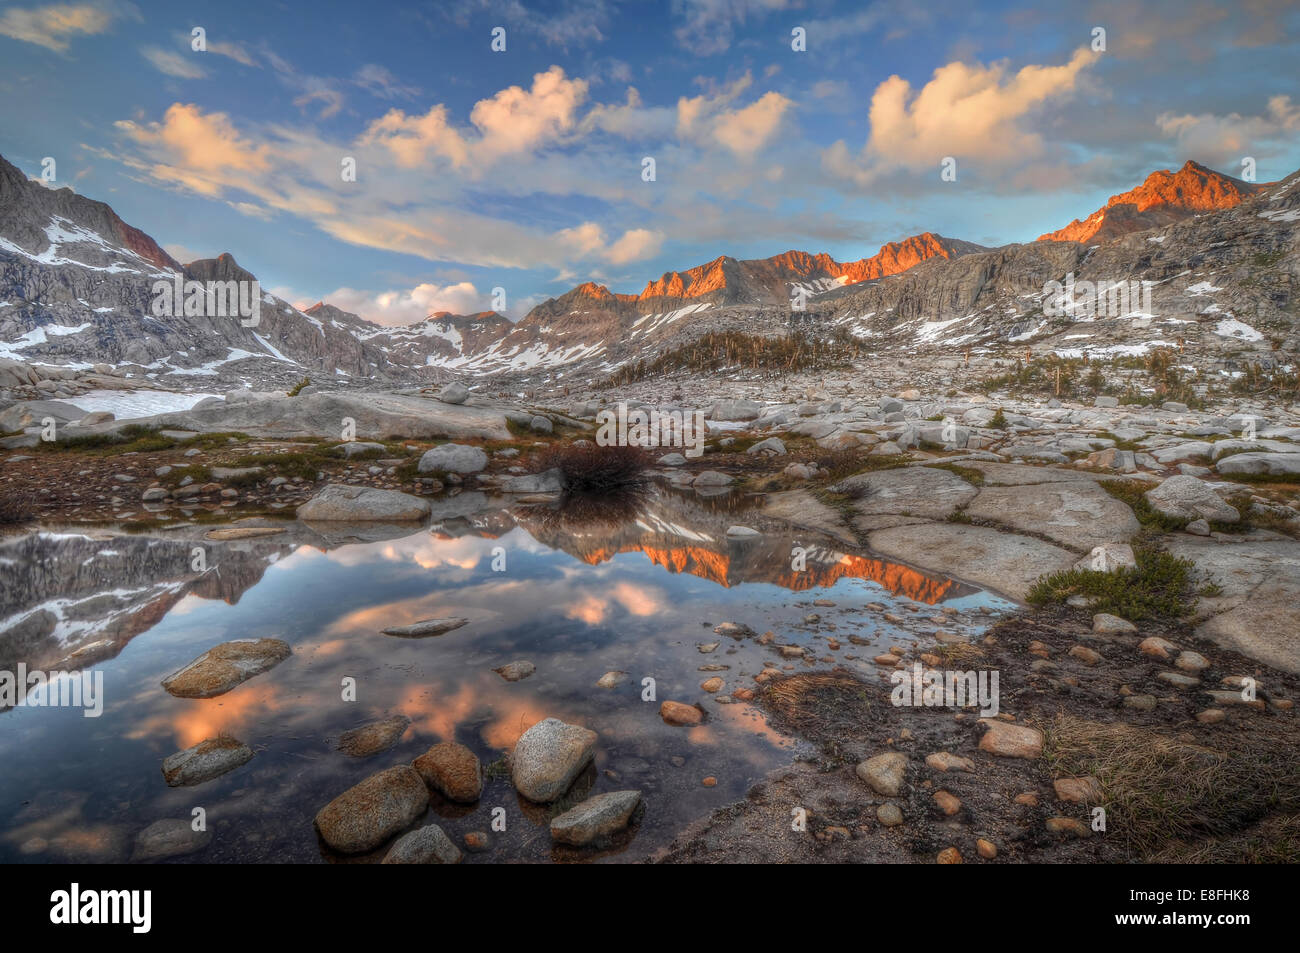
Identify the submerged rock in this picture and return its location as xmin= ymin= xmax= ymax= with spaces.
xmin=162 ymin=736 xmax=254 ymax=786
xmin=493 ymin=660 xmax=536 ymax=682
xmin=381 ymin=824 xmax=462 ymax=864
xmin=337 ymin=715 xmax=410 ymax=757
xmin=161 ymin=638 xmax=291 ymax=698
xmin=314 ymin=765 xmax=429 ymax=854
xmin=550 ymin=790 xmax=642 ymax=846
xmin=510 ymin=718 xmax=597 ymax=803
xmin=131 ymin=819 xmax=212 ymax=862
xmin=659 ymin=700 xmax=704 ymax=726
xmin=381 ymin=617 xmax=469 ymax=638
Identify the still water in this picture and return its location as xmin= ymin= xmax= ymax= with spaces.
xmin=0 ymin=488 xmax=1012 ymax=862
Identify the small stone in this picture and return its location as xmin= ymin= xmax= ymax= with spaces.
xmin=1053 ymin=776 xmax=1101 ymax=803
xmin=493 ymin=660 xmax=536 ymax=682
xmin=1196 ymin=708 xmax=1227 ymax=724
xmin=925 ymin=752 xmax=975 ymax=773
xmin=1123 ymin=693 xmax=1157 ymax=711
xmin=596 ymin=671 xmax=627 ymax=689
xmin=1068 ymin=645 xmax=1102 ymax=665
xmin=660 ymin=701 xmax=704 ymax=726
xmin=1175 ymin=651 xmax=1210 ymax=672
xmin=1045 ymin=817 xmax=1091 ymax=838
xmin=936 ymin=847 xmax=963 ymax=864
xmin=978 ymin=719 xmax=1043 ymax=758
xmin=934 ymin=791 xmax=962 ymax=816
xmin=463 ymin=831 xmax=489 ymax=852
xmin=1014 ymin=792 xmax=1039 ymax=807
xmin=856 ymin=752 xmax=908 ymax=796
xmin=975 ymin=838 xmax=997 ymax=859
xmin=877 ymin=803 xmax=904 ymax=826
xmin=702 ymin=776 xmax=717 ymax=787
xmin=700 ymin=676 xmax=724 ymax=693
xmin=1139 ymin=636 xmax=1177 ymax=660
xmin=1093 ymin=613 xmax=1136 ymax=634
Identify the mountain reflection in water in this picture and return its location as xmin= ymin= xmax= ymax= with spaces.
xmin=0 ymin=486 xmax=1009 ymax=863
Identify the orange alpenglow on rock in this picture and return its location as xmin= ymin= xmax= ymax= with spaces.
xmin=1038 ymin=160 xmax=1263 ymax=245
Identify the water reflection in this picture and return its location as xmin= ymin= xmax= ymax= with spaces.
xmin=0 ymin=486 xmax=1010 ymax=863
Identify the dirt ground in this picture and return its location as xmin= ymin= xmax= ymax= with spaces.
xmin=650 ymin=606 xmax=1300 ymax=864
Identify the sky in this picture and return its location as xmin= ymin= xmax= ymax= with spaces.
xmin=1 ymin=0 xmax=1298 ymax=325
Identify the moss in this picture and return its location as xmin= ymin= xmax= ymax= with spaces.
xmin=926 ymin=462 xmax=986 ymax=486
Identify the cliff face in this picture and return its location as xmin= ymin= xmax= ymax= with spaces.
xmin=1038 ymin=161 xmax=1264 ymax=245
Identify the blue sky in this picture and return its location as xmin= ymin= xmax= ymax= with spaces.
xmin=2 ymin=0 xmax=1298 ymax=324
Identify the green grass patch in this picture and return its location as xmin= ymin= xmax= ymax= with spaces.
xmin=1027 ymin=541 xmax=1196 ymax=622
xmin=925 ymin=462 xmax=986 ymax=486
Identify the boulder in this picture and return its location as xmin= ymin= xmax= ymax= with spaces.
xmin=1144 ymin=475 xmax=1239 ymax=523
xmin=418 ymin=443 xmax=488 ymax=474
xmin=161 ymin=639 xmax=291 ymax=698
xmin=437 ymin=383 xmax=470 ymax=405
xmin=510 ymin=718 xmax=597 ymax=802
xmin=162 ymin=736 xmax=253 ymax=786
xmin=314 ymin=765 xmax=430 ymax=854
xmin=298 ymin=484 xmax=431 ymax=521
xmin=381 ymin=824 xmax=462 ymax=863
xmin=131 ymin=819 xmax=212 ymax=862
xmin=414 ymin=741 xmax=483 ymax=803
xmin=550 ymin=791 xmax=642 ymax=846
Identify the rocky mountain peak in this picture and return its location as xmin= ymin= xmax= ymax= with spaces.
xmin=1038 ymin=159 xmax=1264 ymax=244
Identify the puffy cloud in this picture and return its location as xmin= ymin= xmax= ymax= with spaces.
xmin=678 ymin=72 xmax=791 ymax=156
xmin=1157 ymin=96 xmax=1300 ymax=168
xmin=0 ymin=0 xmax=130 ymax=51
xmin=824 ymin=48 xmax=1099 ymax=186
xmin=559 ymin=222 xmax=664 ymax=264
xmin=114 ymin=103 xmax=270 ymax=192
xmin=361 ymin=65 xmax=587 ymax=169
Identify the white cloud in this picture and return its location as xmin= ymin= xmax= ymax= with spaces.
xmin=141 ymin=46 xmax=206 ymax=79
xmin=1157 ymin=96 xmax=1300 ymax=168
xmin=824 ymin=48 xmax=1099 ymax=186
xmin=0 ymin=0 xmax=132 ymax=51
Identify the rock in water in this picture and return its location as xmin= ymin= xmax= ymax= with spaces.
xmin=493 ymin=660 xmax=536 ymax=682
xmin=314 ymin=766 xmax=429 ymax=854
xmin=162 ymin=736 xmax=254 ymax=786
xmin=381 ymin=824 xmax=462 ymax=864
xmin=660 ymin=701 xmax=704 ymax=726
xmin=381 ymin=617 xmax=469 ymax=638
xmin=131 ymin=819 xmax=212 ymax=862
xmin=550 ymin=791 xmax=642 ymax=846
xmin=413 ymin=742 xmax=483 ymax=803
xmin=418 ymin=443 xmax=488 ymax=474
xmin=161 ymin=639 xmax=291 ymax=698
xmin=337 ymin=715 xmax=410 ymax=757
xmin=510 ymin=718 xmax=597 ymax=803
xmin=297 ymin=484 xmax=432 ymax=521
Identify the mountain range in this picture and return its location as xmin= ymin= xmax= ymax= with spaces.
xmin=1 ymin=154 xmax=1296 ymax=390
